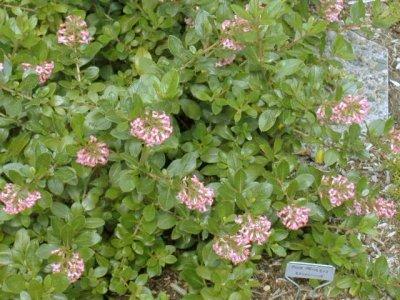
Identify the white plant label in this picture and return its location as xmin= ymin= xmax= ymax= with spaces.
xmin=285 ymin=262 xmax=335 ymax=281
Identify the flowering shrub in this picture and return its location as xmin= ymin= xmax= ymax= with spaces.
xmin=0 ymin=0 xmax=399 ymax=299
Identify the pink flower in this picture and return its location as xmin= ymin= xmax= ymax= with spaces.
xmin=316 ymin=104 xmax=326 ymax=123
xmin=177 ymin=175 xmax=214 ymax=212
xmin=330 ymin=95 xmax=370 ymax=125
xmin=0 ymin=63 xmax=3 ymax=72
xmin=22 ymin=61 xmax=54 ymax=84
xmin=321 ymin=175 xmax=355 ymax=207
xmin=221 ymin=19 xmax=234 ymax=31
xmin=76 ymin=136 xmax=110 ymax=167
xmin=57 ymin=15 xmax=90 ymax=46
xmin=221 ymin=38 xmax=244 ymax=51
xmin=67 ymin=252 xmax=85 ymax=282
xmin=213 ymin=235 xmax=251 ymax=264
xmin=51 ymin=249 xmax=85 ymax=283
xmin=130 ymin=110 xmax=173 ymax=147
xmin=51 ymin=262 xmax=62 ymax=273
xmin=221 ymin=16 xmax=251 ymax=33
xmin=234 ymin=215 xmax=272 ymax=245
xmin=322 ymin=0 xmax=344 ymax=22
xmin=0 ymin=183 xmax=41 ymax=215
xmin=215 ymin=55 xmax=236 ymax=67
xmin=389 ymin=129 xmax=400 ymax=154
xmin=277 ymin=205 xmax=310 ymax=230
xmin=347 ymin=200 xmax=368 ymax=216
xmin=373 ymin=198 xmax=397 ymax=219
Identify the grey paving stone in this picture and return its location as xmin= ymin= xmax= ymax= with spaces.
xmin=327 ymin=30 xmax=389 ymax=123
xmin=342 ymin=31 xmax=389 ymax=122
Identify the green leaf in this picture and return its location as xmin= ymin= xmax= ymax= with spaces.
xmin=275 ymin=160 xmax=290 ymax=180
xmin=93 ymin=266 xmax=108 ymax=278
xmin=259 ymin=109 xmax=281 ymax=132
xmin=324 ymin=149 xmax=340 ymax=166
xmin=295 ymin=174 xmax=315 ymax=190
xmin=332 ymin=35 xmax=355 ymax=60
xmin=54 ymin=167 xmax=77 ymax=184
xmin=190 ymin=85 xmax=212 ymax=101
xmin=157 ymin=183 xmax=177 ymax=210
xmin=48 ymin=178 xmax=64 ymax=195
xmin=196 ymin=266 xmax=212 ymax=280
xmin=160 ymin=69 xmax=179 ymax=99
xmin=181 ymin=99 xmax=201 ymax=120
xmin=0 ymin=244 xmax=12 ymax=264
xmin=270 ymin=229 xmax=288 ymax=242
xmin=84 ymin=110 xmax=112 ymax=131
xmin=373 ymin=256 xmax=389 ymax=279
xmin=270 ymin=243 xmax=286 ymax=257
xmin=336 ymin=276 xmax=355 ymax=289
xmin=350 ymin=0 xmax=366 ymax=22
xmin=157 ymin=213 xmax=176 ymax=229
xmin=167 ymin=152 xmax=198 ymax=177
xmin=49 ymin=273 xmax=70 ymax=293
xmin=14 ymin=229 xmax=30 ymax=252
xmin=181 ymin=268 xmax=204 ymax=289
xmin=143 ymin=204 xmax=156 ymax=222
xmin=6 ymin=133 xmax=30 ymax=160
xmin=117 ymin=170 xmax=137 ymax=192
xmin=275 ymin=59 xmax=303 ymax=78
xmin=75 ymin=231 xmax=101 ymax=247
xmin=358 ymin=214 xmax=378 ymax=234
xmin=51 ymin=202 xmax=70 ymax=219
xmin=179 ymin=220 xmax=202 ymax=234
xmin=36 ymin=244 xmax=58 ymax=259
xmin=86 ymin=218 xmax=105 ymax=229
xmin=4 ymin=274 xmax=25 ymax=293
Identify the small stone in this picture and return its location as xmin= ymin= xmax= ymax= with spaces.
xmin=263 ymin=285 xmax=271 ymax=292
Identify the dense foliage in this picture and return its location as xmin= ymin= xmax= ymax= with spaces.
xmin=0 ymin=0 xmax=399 ymax=299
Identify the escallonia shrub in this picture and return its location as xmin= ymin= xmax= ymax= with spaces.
xmin=0 ymin=0 xmax=399 ymax=299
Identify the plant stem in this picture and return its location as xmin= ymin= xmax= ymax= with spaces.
xmin=74 ymin=48 xmax=81 ymax=82
xmin=75 ymin=61 xmax=81 ymax=82
xmin=179 ymin=41 xmax=220 ymax=71
xmin=82 ymin=170 xmax=93 ymax=200
xmin=0 ymin=84 xmax=33 ymax=100
xmin=2 ymin=4 xmax=35 ymax=12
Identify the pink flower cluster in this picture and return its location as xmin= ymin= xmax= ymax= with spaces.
xmin=317 ymin=95 xmax=370 ymax=125
xmin=219 ymin=14 xmax=250 ymax=52
xmin=0 ymin=62 xmax=3 ymax=72
xmin=76 ymin=136 xmax=110 ymax=167
xmin=22 ymin=61 xmax=54 ymax=84
xmin=213 ymin=236 xmax=251 ymax=264
xmin=277 ymin=205 xmax=310 ymax=230
xmin=373 ymin=197 xmax=397 ymax=219
xmin=389 ymin=129 xmax=400 ymax=154
xmin=51 ymin=249 xmax=85 ymax=283
xmin=130 ymin=110 xmax=173 ymax=147
xmin=215 ymin=55 xmax=236 ymax=67
xmin=221 ymin=38 xmax=244 ymax=51
xmin=221 ymin=16 xmax=251 ymax=33
xmin=0 ymin=183 xmax=41 ymax=215
xmin=347 ymin=200 xmax=365 ymax=216
xmin=57 ymin=15 xmax=90 ymax=46
xmin=213 ymin=214 xmax=272 ymax=264
xmin=321 ymin=175 xmax=355 ymax=207
xmin=177 ymin=175 xmax=215 ymax=212
xmin=347 ymin=198 xmax=397 ymax=219
xmin=235 ymin=215 xmax=272 ymax=245
xmin=331 ymin=95 xmax=370 ymax=124
xmin=322 ymin=0 xmax=344 ymax=22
